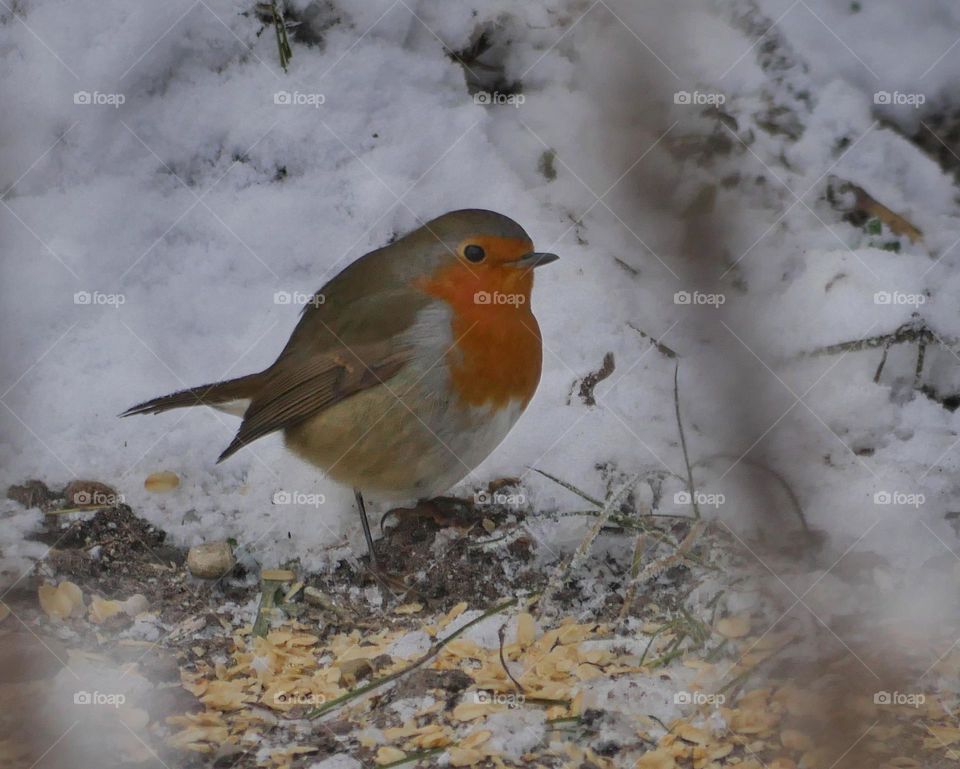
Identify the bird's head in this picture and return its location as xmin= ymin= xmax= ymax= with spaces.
xmin=406 ymin=209 xmax=558 ymax=313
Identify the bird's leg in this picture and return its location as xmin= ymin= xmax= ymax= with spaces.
xmin=354 ymin=489 xmax=417 ymax=595
xmin=354 ymin=488 xmax=378 ymax=567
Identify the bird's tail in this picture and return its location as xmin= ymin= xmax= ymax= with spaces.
xmin=120 ymin=372 xmax=265 ymax=418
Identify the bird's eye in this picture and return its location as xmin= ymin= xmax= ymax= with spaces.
xmin=463 ymin=244 xmax=486 ymax=262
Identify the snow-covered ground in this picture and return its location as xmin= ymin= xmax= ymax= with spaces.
xmin=4 ymin=0 xmax=960 ymax=652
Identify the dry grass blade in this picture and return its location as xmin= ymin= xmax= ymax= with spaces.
xmin=537 ymin=472 xmax=644 ymax=616
xmin=674 ymin=363 xmax=700 ymax=520
xmin=528 ymin=466 xmax=604 ymax=508
xmin=306 ymin=597 xmax=519 ymax=719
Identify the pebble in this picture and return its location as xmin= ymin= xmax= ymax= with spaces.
xmin=186 ymin=541 xmax=235 ymax=578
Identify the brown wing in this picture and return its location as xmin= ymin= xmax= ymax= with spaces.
xmin=216 ymin=340 xmax=410 ymax=462
xmin=215 ymin=270 xmax=436 ymax=462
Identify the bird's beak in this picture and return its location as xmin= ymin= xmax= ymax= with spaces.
xmin=507 ymin=251 xmax=559 ymax=269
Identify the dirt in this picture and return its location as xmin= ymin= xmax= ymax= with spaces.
xmin=5 ymin=475 xmax=951 ymax=769
xmin=0 ymin=470 xmax=708 ymax=768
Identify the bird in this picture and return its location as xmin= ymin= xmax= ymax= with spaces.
xmin=122 ymin=209 xmax=558 ymax=566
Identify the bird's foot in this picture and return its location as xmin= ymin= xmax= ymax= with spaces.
xmin=380 ymin=496 xmax=476 ymax=530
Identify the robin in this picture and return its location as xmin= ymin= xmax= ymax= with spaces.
xmin=123 ymin=209 xmax=558 ymax=564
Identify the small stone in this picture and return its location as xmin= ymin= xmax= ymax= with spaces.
xmin=186 ymin=541 xmax=235 ymax=578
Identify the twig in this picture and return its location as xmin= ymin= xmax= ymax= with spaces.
xmin=829 ymin=178 xmax=923 ymax=243
xmin=873 ymin=342 xmax=891 ymax=383
xmin=537 ymin=473 xmax=643 ymax=616
xmin=647 ymin=714 xmax=674 ymax=735
xmin=915 ymin=339 xmax=926 ymax=388
xmin=553 ymin=509 xmax=692 ymax=527
xmin=805 ymin=320 xmax=941 ymax=357
xmin=674 ymin=364 xmax=701 ymax=519
xmin=629 ymin=323 xmax=678 ymax=358
xmin=529 ymin=467 xmax=604 ymax=507
xmin=497 ymin=622 xmax=525 ymax=693
xmin=307 ymin=597 xmax=519 ymax=719
xmin=631 ymin=522 xmax=706 ymax=588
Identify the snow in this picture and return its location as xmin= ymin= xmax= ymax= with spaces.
xmin=387 ymin=628 xmax=431 ymax=658
xmin=3 ymin=0 xmax=960 ymax=705
xmin=481 ymin=708 xmax=546 ymax=758
xmin=307 ymin=756 xmax=364 ymax=769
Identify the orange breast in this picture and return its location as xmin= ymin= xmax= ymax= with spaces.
xmin=415 ymin=261 xmax=544 ymax=408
